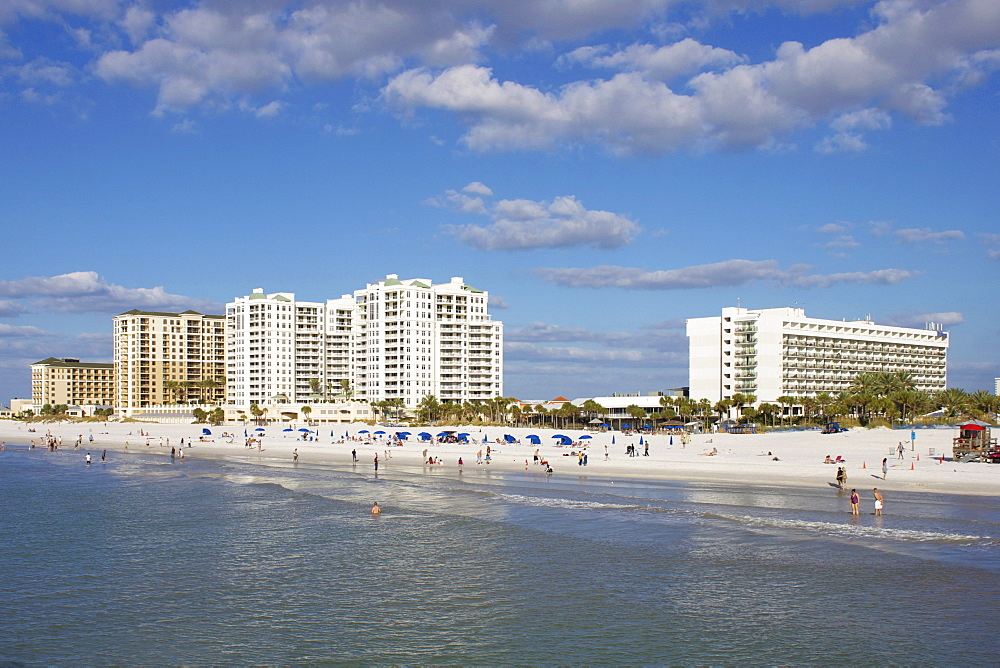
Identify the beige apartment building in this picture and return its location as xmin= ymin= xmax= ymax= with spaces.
xmin=113 ymin=309 xmax=226 ymax=414
xmin=30 ymin=357 xmax=115 ymax=408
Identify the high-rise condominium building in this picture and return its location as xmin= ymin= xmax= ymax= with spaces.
xmin=30 ymin=357 xmax=115 ymax=408
xmin=113 ymin=310 xmax=226 ymax=414
xmin=226 ymin=275 xmax=503 ymax=409
xmin=687 ymin=307 xmax=949 ymax=405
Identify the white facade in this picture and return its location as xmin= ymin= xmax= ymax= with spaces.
xmin=687 ymin=307 xmax=949 ymax=405
xmin=226 ymin=275 xmax=503 ymax=409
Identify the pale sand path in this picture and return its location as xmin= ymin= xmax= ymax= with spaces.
xmin=2 ymin=419 xmax=996 ymax=496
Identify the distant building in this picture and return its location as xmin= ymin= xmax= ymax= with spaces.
xmin=226 ymin=275 xmax=503 ymax=410
xmin=113 ymin=310 xmax=226 ymax=415
xmin=30 ymin=357 xmax=115 ymax=408
xmin=687 ymin=306 xmax=949 ymax=406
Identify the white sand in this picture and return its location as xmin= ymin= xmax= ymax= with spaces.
xmin=2 ymin=419 xmax=996 ymax=496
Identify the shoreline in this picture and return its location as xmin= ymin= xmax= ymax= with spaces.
xmin=2 ymin=419 xmax=997 ymax=497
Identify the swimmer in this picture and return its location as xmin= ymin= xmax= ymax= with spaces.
xmin=371 ymin=502 xmax=381 ymax=516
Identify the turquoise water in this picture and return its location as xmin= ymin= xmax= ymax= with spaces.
xmin=2 ymin=447 xmax=999 ymax=664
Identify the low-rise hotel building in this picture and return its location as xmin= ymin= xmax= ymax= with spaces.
xmin=30 ymin=357 xmax=115 ymax=408
xmin=687 ymin=307 xmax=949 ymax=405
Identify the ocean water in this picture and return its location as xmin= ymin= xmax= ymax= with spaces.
xmin=2 ymin=446 xmax=999 ymax=665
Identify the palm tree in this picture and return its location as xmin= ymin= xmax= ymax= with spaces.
xmin=301 ymin=404 xmax=312 ymax=424
xmin=969 ymin=390 xmax=999 ymax=421
xmin=757 ymin=402 xmax=779 ymax=426
xmin=934 ymin=388 xmax=969 ymax=418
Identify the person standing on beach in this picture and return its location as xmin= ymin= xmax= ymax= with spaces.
xmin=897 ymin=442 xmax=905 ymax=460
xmin=882 ymin=457 xmax=888 ymax=479
xmin=352 ymin=449 xmax=358 ymax=462
xmin=374 ymin=452 xmax=379 ymax=473
xmin=293 ymin=448 xmax=299 ymax=463
xmin=85 ymin=453 xmax=91 ymax=465
xmin=873 ymin=488 xmax=884 ymax=516
xmin=850 ymin=489 xmax=860 ymax=515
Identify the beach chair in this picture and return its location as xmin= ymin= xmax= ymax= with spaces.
xmin=928 ymin=447 xmax=936 ymax=457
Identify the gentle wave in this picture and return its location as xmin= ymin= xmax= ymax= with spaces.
xmin=712 ymin=513 xmax=990 ymax=544
xmin=492 ymin=492 xmax=644 ymax=511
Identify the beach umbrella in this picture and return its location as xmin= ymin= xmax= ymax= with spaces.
xmin=611 ymin=435 xmax=616 ymax=445
xmin=526 ymin=434 xmax=541 ymax=444
xmin=283 ymin=428 xmax=294 ymax=432
xmin=436 ymin=432 xmax=451 ymax=437
xmin=244 ymin=429 xmax=248 ymax=437
xmin=254 ymin=427 xmax=265 ymax=432
xmin=483 ymin=434 xmax=488 ymax=443
xmin=298 ymin=428 xmax=311 ymax=432
xmin=579 ymin=434 xmax=592 ymax=439
xmin=639 ymin=436 xmax=644 ymax=446
xmin=622 ymin=424 xmax=631 ymax=430
xmin=330 ymin=431 xmax=334 ymax=437
xmin=669 ymin=435 xmax=673 ymax=445
xmin=374 ymin=430 xmax=386 ymax=435
xmin=504 ymin=434 xmax=516 ymax=443
xmin=418 ymin=432 xmax=432 ymax=441
xmin=358 ymin=429 xmax=370 ymax=434
xmin=202 ymin=428 xmax=211 ymax=435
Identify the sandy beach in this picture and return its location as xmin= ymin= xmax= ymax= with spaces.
xmin=3 ymin=418 xmax=996 ymax=496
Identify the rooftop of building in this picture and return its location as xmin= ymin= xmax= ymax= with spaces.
xmin=32 ymin=357 xmax=114 ymax=369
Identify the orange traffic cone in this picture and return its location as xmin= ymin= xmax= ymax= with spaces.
xmin=917 ymin=454 xmax=920 ymax=461
xmin=862 ymin=461 xmax=867 ymax=469
xmin=911 ymin=462 xmax=915 ymax=470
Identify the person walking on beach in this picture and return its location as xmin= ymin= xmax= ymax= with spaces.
xmin=352 ymin=448 xmax=358 ymax=462
xmin=873 ymin=488 xmax=884 ymax=516
xmin=374 ymin=453 xmax=379 ymax=473
xmin=882 ymin=457 xmax=888 ymax=479
xmin=897 ymin=442 xmax=905 ymax=460
xmin=85 ymin=453 xmax=91 ymax=465
xmin=293 ymin=448 xmax=298 ymax=463
xmin=836 ymin=466 xmax=846 ymax=488
xmin=850 ymin=489 xmax=860 ymax=515
xmin=604 ymin=444 xmax=609 ymax=460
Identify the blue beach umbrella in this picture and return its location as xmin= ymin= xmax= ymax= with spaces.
xmin=202 ymin=428 xmax=211 ymax=435
xmin=483 ymin=434 xmax=488 ymax=443
xmin=526 ymin=434 xmax=540 ymax=444
xmin=670 ymin=435 xmax=673 ymax=445
xmin=504 ymin=434 xmax=516 ymax=443
xmin=579 ymin=434 xmax=592 ymax=439
xmin=639 ymin=436 xmax=644 ymax=446
xmin=358 ymin=429 xmax=370 ymax=434
xmin=374 ymin=430 xmax=386 ymax=435
xmin=612 ymin=435 xmax=616 ymax=445
xmin=298 ymin=428 xmax=311 ymax=432
xmin=418 ymin=432 xmax=432 ymax=441
xmin=244 ymin=429 xmax=248 ymax=437
xmin=254 ymin=428 xmax=266 ymax=432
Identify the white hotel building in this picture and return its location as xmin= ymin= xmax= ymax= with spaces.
xmin=226 ymin=275 xmax=503 ymax=409
xmin=687 ymin=307 xmax=949 ymax=406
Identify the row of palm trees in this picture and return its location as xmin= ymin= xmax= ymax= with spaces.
xmin=162 ymin=378 xmax=225 ymax=405
xmin=701 ymin=372 xmax=998 ymax=427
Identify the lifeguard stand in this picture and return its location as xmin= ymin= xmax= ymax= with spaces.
xmin=952 ymin=423 xmax=998 ymax=461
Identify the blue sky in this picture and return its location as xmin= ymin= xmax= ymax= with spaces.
xmin=1 ymin=0 xmax=998 ymax=403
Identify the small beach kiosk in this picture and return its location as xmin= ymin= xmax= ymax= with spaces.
xmin=952 ymin=422 xmax=998 ymax=462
